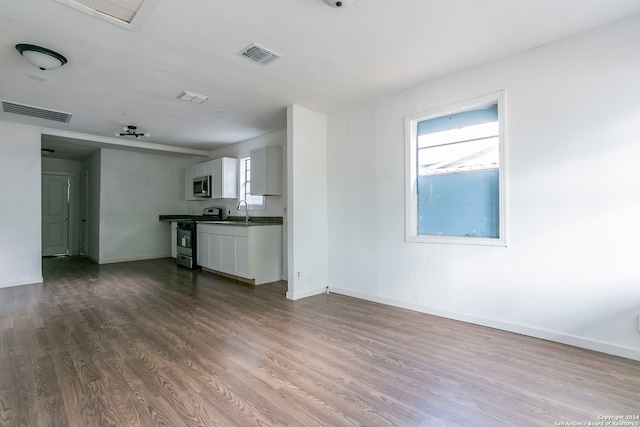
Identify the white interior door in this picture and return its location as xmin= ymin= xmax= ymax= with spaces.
xmin=79 ymin=171 xmax=88 ymax=256
xmin=42 ymin=174 xmax=70 ymax=256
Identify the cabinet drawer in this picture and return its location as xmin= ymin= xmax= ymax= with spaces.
xmin=209 ymin=225 xmax=234 ymax=236
xmin=234 ymin=227 xmax=250 ymax=237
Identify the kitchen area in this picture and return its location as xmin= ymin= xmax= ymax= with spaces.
xmin=159 ymin=143 xmax=286 ymax=285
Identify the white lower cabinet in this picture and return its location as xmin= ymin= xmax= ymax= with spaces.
xmin=171 ymin=222 xmax=177 ymax=258
xmin=196 ymin=224 xmax=282 ymax=285
xmin=209 ymin=234 xmax=223 ymax=271
xmin=233 ymin=236 xmax=250 ymax=278
xmin=219 ymin=235 xmax=235 ymax=274
xmin=197 ymin=230 xmax=208 ymax=266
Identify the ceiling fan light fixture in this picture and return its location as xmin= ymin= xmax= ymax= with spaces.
xmin=116 ymin=125 xmax=150 ymax=138
xmin=15 ymin=44 xmax=68 ymax=70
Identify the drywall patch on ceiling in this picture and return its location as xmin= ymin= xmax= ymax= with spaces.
xmin=71 ymin=0 xmax=145 ymax=23
xmin=1 ymin=100 xmax=72 ymax=123
xmin=56 ymin=0 xmax=158 ymax=29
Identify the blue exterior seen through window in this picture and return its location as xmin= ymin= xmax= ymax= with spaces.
xmin=416 ymin=104 xmax=500 ymax=238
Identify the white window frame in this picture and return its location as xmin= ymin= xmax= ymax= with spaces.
xmin=238 ymin=156 xmax=265 ymax=211
xmin=404 ymin=91 xmax=507 ymax=246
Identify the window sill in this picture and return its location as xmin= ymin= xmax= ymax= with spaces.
xmin=405 ymin=234 xmax=506 ymax=247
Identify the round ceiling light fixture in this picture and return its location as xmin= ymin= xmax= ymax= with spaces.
xmin=322 ymin=0 xmax=355 ymax=8
xmin=15 ymin=44 xmax=68 ymax=71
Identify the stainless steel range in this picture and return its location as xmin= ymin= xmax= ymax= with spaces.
xmin=175 ymin=207 xmax=225 ymax=269
xmin=176 ymin=220 xmax=198 ymax=269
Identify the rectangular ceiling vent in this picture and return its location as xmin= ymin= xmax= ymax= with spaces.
xmin=238 ymin=43 xmax=281 ymax=66
xmin=1 ymin=100 xmax=73 ymax=123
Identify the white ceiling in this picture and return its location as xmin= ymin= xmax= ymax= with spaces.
xmin=2 ymin=0 xmax=640 ymax=159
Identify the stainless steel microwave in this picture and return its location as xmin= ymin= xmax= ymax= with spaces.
xmin=193 ymin=175 xmax=211 ymax=198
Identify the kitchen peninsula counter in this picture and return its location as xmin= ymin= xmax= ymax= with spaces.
xmin=159 ymin=215 xmax=283 ymax=226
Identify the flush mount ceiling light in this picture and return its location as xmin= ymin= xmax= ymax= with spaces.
xmin=116 ymin=125 xmax=149 ymax=138
xmin=322 ymin=0 xmax=355 ymax=8
xmin=15 ymin=44 xmax=68 ymax=70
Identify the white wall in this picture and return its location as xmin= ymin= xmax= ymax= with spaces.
xmin=83 ymin=150 xmax=101 ymax=262
xmin=287 ymin=105 xmax=328 ymax=299
xmin=326 ymin=16 xmax=640 ymax=360
xmin=96 ymin=149 xmax=187 ymax=263
xmin=0 ymin=121 xmax=42 ymax=288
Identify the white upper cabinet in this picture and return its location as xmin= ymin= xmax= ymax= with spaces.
xmin=196 ymin=160 xmax=215 ymax=178
xmin=184 ymin=164 xmax=197 ymax=201
xmin=250 ymin=146 xmax=282 ymax=196
xmin=185 ymin=157 xmax=237 ymax=200
xmin=211 ymin=157 xmax=238 ymax=199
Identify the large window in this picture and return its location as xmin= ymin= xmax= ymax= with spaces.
xmin=239 ymin=156 xmax=265 ymax=210
xmin=405 ymin=92 xmax=506 ymax=245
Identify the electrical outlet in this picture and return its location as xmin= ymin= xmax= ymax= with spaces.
xmin=297 ymin=271 xmax=301 ymax=278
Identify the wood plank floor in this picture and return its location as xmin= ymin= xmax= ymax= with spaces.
xmin=0 ymin=257 xmax=638 ymax=426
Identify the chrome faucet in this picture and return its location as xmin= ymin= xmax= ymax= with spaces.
xmin=236 ymin=199 xmax=250 ymax=223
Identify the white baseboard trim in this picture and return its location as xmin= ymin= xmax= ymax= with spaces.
xmin=328 ymin=287 xmax=640 ymax=362
xmin=98 ymin=253 xmax=170 ymax=265
xmin=0 ymin=276 xmax=43 ymax=289
xmin=286 ymin=286 xmax=326 ymax=300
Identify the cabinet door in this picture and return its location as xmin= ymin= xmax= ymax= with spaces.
xmin=171 ymin=222 xmax=177 ymax=258
xmin=195 ymin=160 xmax=214 ymax=178
xmin=212 ymin=157 xmax=238 ymax=199
xmin=185 ymin=165 xmax=197 ymax=200
xmin=219 ymin=235 xmax=235 ymax=274
xmin=209 ymin=234 xmax=223 ymax=270
xmin=234 ymin=237 xmax=251 ymax=279
xmin=250 ymin=146 xmax=282 ymax=196
xmin=211 ymin=158 xmax=222 ymax=199
xmin=197 ymin=232 xmax=209 ymax=267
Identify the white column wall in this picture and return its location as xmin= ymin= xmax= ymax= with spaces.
xmin=0 ymin=121 xmax=42 ymax=287
xmin=326 ymin=16 xmax=640 ymax=360
xmin=287 ymin=105 xmax=328 ymax=299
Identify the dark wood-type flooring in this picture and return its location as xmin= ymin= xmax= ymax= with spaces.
xmin=0 ymin=257 xmax=638 ymax=426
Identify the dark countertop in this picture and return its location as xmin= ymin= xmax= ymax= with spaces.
xmin=159 ymin=215 xmax=283 ymax=226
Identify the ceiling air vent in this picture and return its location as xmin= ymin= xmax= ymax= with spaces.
xmin=1 ymin=100 xmax=72 ymax=123
xmin=238 ymin=43 xmax=281 ymax=65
